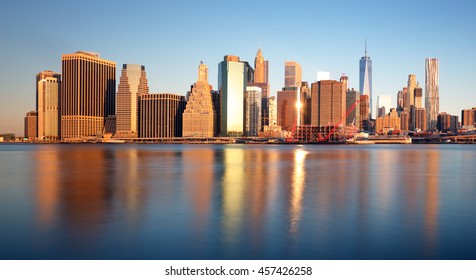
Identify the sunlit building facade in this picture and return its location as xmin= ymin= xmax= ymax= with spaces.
xmin=218 ymin=55 xmax=247 ymax=136
xmin=183 ymin=62 xmax=214 ymax=137
xmin=425 ymin=58 xmax=439 ymax=131
xmin=376 ymin=108 xmax=400 ymax=134
xmin=346 ymin=89 xmax=361 ymax=129
xmin=116 ymin=64 xmax=149 ymax=138
xmin=139 ymin=93 xmax=186 ymax=138
xmin=24 ymin=111 xmax=38 ymax=139
xmin=244 ymin=86 xmax=262 ymax=136
xmin=285 ymin=61 xmax=302 ymax=88
xmin=359 ymin=44 xmax=372 ymax=119
xmin=310 ymin=80 xmax=345 ymax=128
xmin=61 ymin=51 xmax=116 ymax=140
xmin=36 ymin=70 xmax=61 ymax=140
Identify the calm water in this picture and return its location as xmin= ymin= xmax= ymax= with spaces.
xmin=0 ymin=143 xmax=475 ymax=260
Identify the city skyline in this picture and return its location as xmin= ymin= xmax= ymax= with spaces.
xmin=1 ymin=0 xmax=475 ymax=136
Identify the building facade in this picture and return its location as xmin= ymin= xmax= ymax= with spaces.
xmin=310 ymin=80 xmax=345 ymax=128
xmin=375 ymin=108 xmax=400 ymax=134
xmin=36 ymin=70 xmax=61 ymax=140
xmin=61 ymin=51 xmax=116 ymax=140
xmin=115 ymin=64 xmax=149 ymax=138
xmin=139 ymin=93 xmax=186 ymax=138
xmin=425 ymin=58 xmax=439 ymax=132
xmin=218 ymin=55 xmax=247 ymax=136
xmin=405 ymin=74 xmax=417 ymax=112
xmin=461 ymin=108 xmax=476 ymax=128
xmin=284 ymin=61 xmax=302 ymax=88
xmin=24 ymin=111 xmax=38 ymax=139
xmin=359 ymin=43 xmax=372 ymax=119
xmin=346 ymin=89 xmax=361 ymax=129
xmin=182 ymin=62 xmax=215 ymax=137
xmin=244 ymin=86 xmax=262 ymax=136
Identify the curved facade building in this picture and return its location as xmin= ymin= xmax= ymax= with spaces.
xmin=425 ymin=58 xmax=439 ymax=131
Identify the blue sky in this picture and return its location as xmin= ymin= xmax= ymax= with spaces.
xmin=1 ymin=0 xmax=475 ymax=136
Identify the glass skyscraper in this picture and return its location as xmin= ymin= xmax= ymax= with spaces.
xmin=359 ymin=43 xmax=373 ymax=119
xmin=218 ymin=55 xmax=247 ymax=136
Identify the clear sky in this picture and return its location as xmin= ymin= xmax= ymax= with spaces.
xmin=1 ymin=0 xmax=475 ymax=136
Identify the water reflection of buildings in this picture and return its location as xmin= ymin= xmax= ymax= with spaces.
xmin=290 ymin=149 xmax=308 ymax=235
xmin=35 ymin=147 xmax=61 ymax=230
xmin=424 ymin=149 xmax=439 ymax=255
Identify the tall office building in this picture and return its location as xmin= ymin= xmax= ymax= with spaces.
xmin=310 ymin=80 xmax=345 ymax=127
xmin=24 ymin=111 xmax=38 ymax=139
xmin=218 ymin=55 xmax=247 ymax=136
xmin=244 ymin=86 xmax=262 ymax=136
xmin=359 ymin=41 xmax=372 ymax=119
xmin=405 ymin=74 xmax=417 ymax=111
xmin=277 ymin=88 xmax=304 ymax=132
xmin=414 ymin=83 xmax=423 ymax=108
xmin=360 ymin=95 xmax=371 ymax=131
xmin=116 ymin=64 xmax=149 ymax=138
xmin=250 ymin=49 xmax=270 ymax=130
xmin=61 ymin=51 xmax=116 ymax=140
xmin=183 ymin=62 xmax=215 ymax=137
xmin=397 ymin=89 xmax=405 ymax=111
xmin=254 ymin=49 xmax=266 ymax=84
xmin=461 ymin=108 xmax=476 ymax=127
xmin=139 ymin=93 xmax=186 ymax=138
xmin=400 ymin=111 xmax=409 ymax=131
xmin=268 ymin=96 xmax=277 ymax=127
xmin=376 ymin=95 xmax=392 ymax=117
xmin=437 ymin=112 xmax=451 ymax=132
xmin=346 ymin=89 xmax=361 ymax=129
xmin=36 ymin=70 xmax=61 ymax=140
xmin=285 ymin=61 xmax=302 ymax=88
xmin=415 ymin=108 xmax=427 ymax=132
xmin=425 ymin=58 xmax=439 ymax=131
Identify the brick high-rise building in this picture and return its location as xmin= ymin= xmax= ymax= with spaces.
xmin=461 ymin=108 xmax=476 ymax=128
xmin=61 ymin=51 xmax=116 ymax=140
xmin=24 ymin=111 xmax=38 ymax=139
xmin=310 ymin=80 xmax=345 ymax=128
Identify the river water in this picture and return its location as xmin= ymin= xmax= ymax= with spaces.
xmin=0 ymin=143 xmax=475 ymax=259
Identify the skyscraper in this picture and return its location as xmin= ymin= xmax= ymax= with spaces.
xmin=183 ymin=62 xmax=215 ymax=137
xmin=405 ymin=74 xmax=417 ymax=111
xmin=310 ymin=80 xmax=345 ymax=127
xmin=36 ymin=70 xmax=61 ymax=140
xmin=425 ymin=58 xmax=439 ymax=132
xmin=116 ymin=64 xmax=149 ymax=138
xmin=61 ymin=51 xmax=116 ymax=140
xmin=285 ymin=61 xmax=302 ymax=88
xmin=346 ymin=89 xmax=361 ymax=129
xmin=250 ymin=49 xmax=270 ymax=131
xmin=244 ymin=86 xmax=262 ymax=136
xmin=24 ymin=111 xmax=38 ymax=139
xmin=139 ymin=93 xmax=186 ymax=138
xmin=359 ymin=41 xmax=372 ymax=119
xmin=414 ymin=82 xmax=423 ymax=108
xmin=254 ymin=49 xmax=266 ymax=84
xmin=218 ymin=55 xmax=247 ymax=136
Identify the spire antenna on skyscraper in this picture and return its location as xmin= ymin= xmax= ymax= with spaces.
xmin=365 ymin=37 xmax=367 ymax=57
